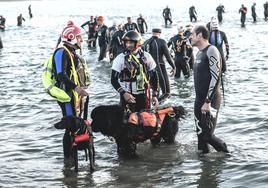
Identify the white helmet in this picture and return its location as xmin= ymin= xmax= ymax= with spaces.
xmin=210 ymin=17 xmax=219 ymax=30
xmin=61 ymin=23 xmax=84 ymax=46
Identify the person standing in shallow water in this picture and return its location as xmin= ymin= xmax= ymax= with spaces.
xmin=239 ymin=4 xmax=247 ymax=27
xmin=216 ymin=4 xmax=225 ymax=23
xmin=251 ymin=3 xmax=257 ymax=23
xmin=189 ymin=6 xmax=198 ymax=22
xmin=137 ymin=14 xmax=148 ymax=35
xmin=189 ymin=25 xmax=228 ymax=154
xmin=143 ymin=28 xmax=176 ymax=103
xmin=209 ymin=17 xmax=229 ymax=73
xmin=17 ymin=14 xmax=25 ymax=26
xmin=28 ymin=5 xmax=33 ymax=19
xmin=162 ymin=6 xmax=172 ymax=26
xmin=264 ymin=1 xmax=268 ymax=21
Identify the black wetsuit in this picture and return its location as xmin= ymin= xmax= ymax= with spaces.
xmin=168 ymin=34 xmax=192 ymax=78
xmin=193 ymin=45 xmax=228 ymax=154
xmin=17 ymin=15 xmax=25 ymax=26
xmin=0 ymin=36 xmax=3 ymax=48
xmin=239 ymin=7 xmax=247 ymax=27
xmin=216 ymin=5 xmax=225 ymax=23
xmin=109 ymin=30 xmax=125 ymax=61
xmin=124 ymin=23 xmax=140 ymax=32
xmin=143 ymin=36 xmax=175 ymax=102
xmin=137 ymin=17 xmax=148 ymax=34
xmin=184 ymin=31 xmax=195 ymax=69
xmin=251 ymin=4 xmax=257 ymax=22
xmin=162 ymin=8 xmax=172 ymax=26
xmin=28 ymin=5 xmax=33 ymax=18
xmin=0 ymin=17 xmax=6 ymax=31
xmin=209 ymin=30 xmax=229 ymax=73
xmin=264 ymin=2 xmax=268 ymax=21
xmin=108 ymin=26 xmax=117 ymax=43
xmin=189 ymin=6 xmax=197 ymax=22
xmin=81 ymin=20 xmax=97 ymax=47
xmin=94 ymin=24 xmax=109 ymax=61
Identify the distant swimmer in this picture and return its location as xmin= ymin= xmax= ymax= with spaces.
xmin=264 ymin=1 xmax=268 ymax=21
xmin=239 ymin=4 xmax=247 ymax=27
xmin=28 ymin=5 xmax=33 ymax=19
xmin=17 ymin=14 xmax=25 ymax=26
xmin=0 ymin=36 xmax=3 ymax=49
xmin=168 ymin=26 xmax=192 ymax=79
xmin=209 ymin=17 xmax=229 ymax=73
xmin=0 ymin=15 xmax=6 ymax=31
xmin=124 ymin=17 xmax=140 ymax=33
xmin=137 ymin=14 xmax=148 ymax=34
xmin=189 ymin=6 xmax=198 ymax=22
xmin=94 ymin=16 xmax=109 ymax=61
xmin=251 ymin=3 xmax=257 ymax=23
xmin=216 ymin=4 xmax=225 ymax=23
xmin=162 ymin=6 xmax=173 ymax=26
xmin=81 ymin=16 xmax=97 ymax=48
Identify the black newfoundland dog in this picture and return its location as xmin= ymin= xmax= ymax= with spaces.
xmin=90 ymin=105 xmax=186 ymax=157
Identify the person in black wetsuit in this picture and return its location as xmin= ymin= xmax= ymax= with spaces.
xmin=189 ymin=6 xmax=198 ymax=22
xmin=251 ymin=3 xmax=257 ymax=23
xmin=239 ymin=4 xmax=247 ymax=27
xmin=17 ymin=14 xmax=25 ymax=26
xmin=137 ymin=14 xmax=148 ymax=34
xmin=0 ymin=15 xmax=6 ymax=31
xmin=81 ymin=15 xmax=97 ymax=48
xmin=216 ymin=4 xmax=225 ymax=23
xmin=93 ymin=16 xmax=109 ymax=61
xmin=124 ymin=17 xmax=140 ymax=32
xmin=52 ymin=22 xmax=89 ymax=160
xmin=143 ymin=28 xmax=176 ymax=103
xmin=190 ymin=25 xmax=228 ymax=154
xmin=0 ymin=36 xmax=3 ymax=49
xmin=168 ymin=26 xmax=192 ymax=79
xmin=108 ymin=23 xmax=125 ymax=62
xmin=209 ymin=17 xmax=229 ymax=73
xmin=162 ymin=6 xmax=173 ymax=26
xmin=264 ymin=2 xmax=268 ymax=21
xmin=28 ymin=5 xmax=33 ymax=19
xmin=184 ymin=23 xmax=195 ymax=69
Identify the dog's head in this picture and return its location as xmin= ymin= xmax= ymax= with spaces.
xmin=54 ymin=116 xmax=87 ymax=134
xmin=171 ymin=106 xmax=187 ymax=120
xmin=90 ymin=105 xmax=125 ymax=136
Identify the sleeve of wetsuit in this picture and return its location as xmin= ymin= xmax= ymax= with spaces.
xmin=111 ymin=69 xmax=125 ymax=94
xmin=81 ymin=21 xmax=89 ymax=28
xmin=206 ymin=46 xmax=221 ymax=101
xmin=54 ymin=48 xmax=77 ymax=90
xmin=135 ymin=23 xmax=140 ymax=33
xmin=222 ymin=32 xmax=229 ymax=55
xmin=148 ymin=69 xmax=159 ymax=96
xmin=163 ymin=41 xmax=175 ymax=69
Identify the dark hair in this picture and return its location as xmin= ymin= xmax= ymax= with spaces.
xmin=194 ymin=25 xmax=209 ymax=40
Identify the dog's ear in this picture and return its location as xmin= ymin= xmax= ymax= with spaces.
xmin=54 ymin=116 xmax=77 ymax=130
xmin=172 ymin=106 xmax=187 ymax=119
xmin=54 ymin=117 xmax=68 ymax=129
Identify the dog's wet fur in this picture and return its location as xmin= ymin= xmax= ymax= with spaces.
xmin=91 ymin=105 xmax=186 ymax=157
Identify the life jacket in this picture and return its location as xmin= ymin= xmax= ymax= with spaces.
xmin=120 ymin=51 xmax=149 ymax=91
xmin=128 ymin=107 xmax=174 ymax=128
xmin=42 ymin=46 xmax=88 ymax=115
